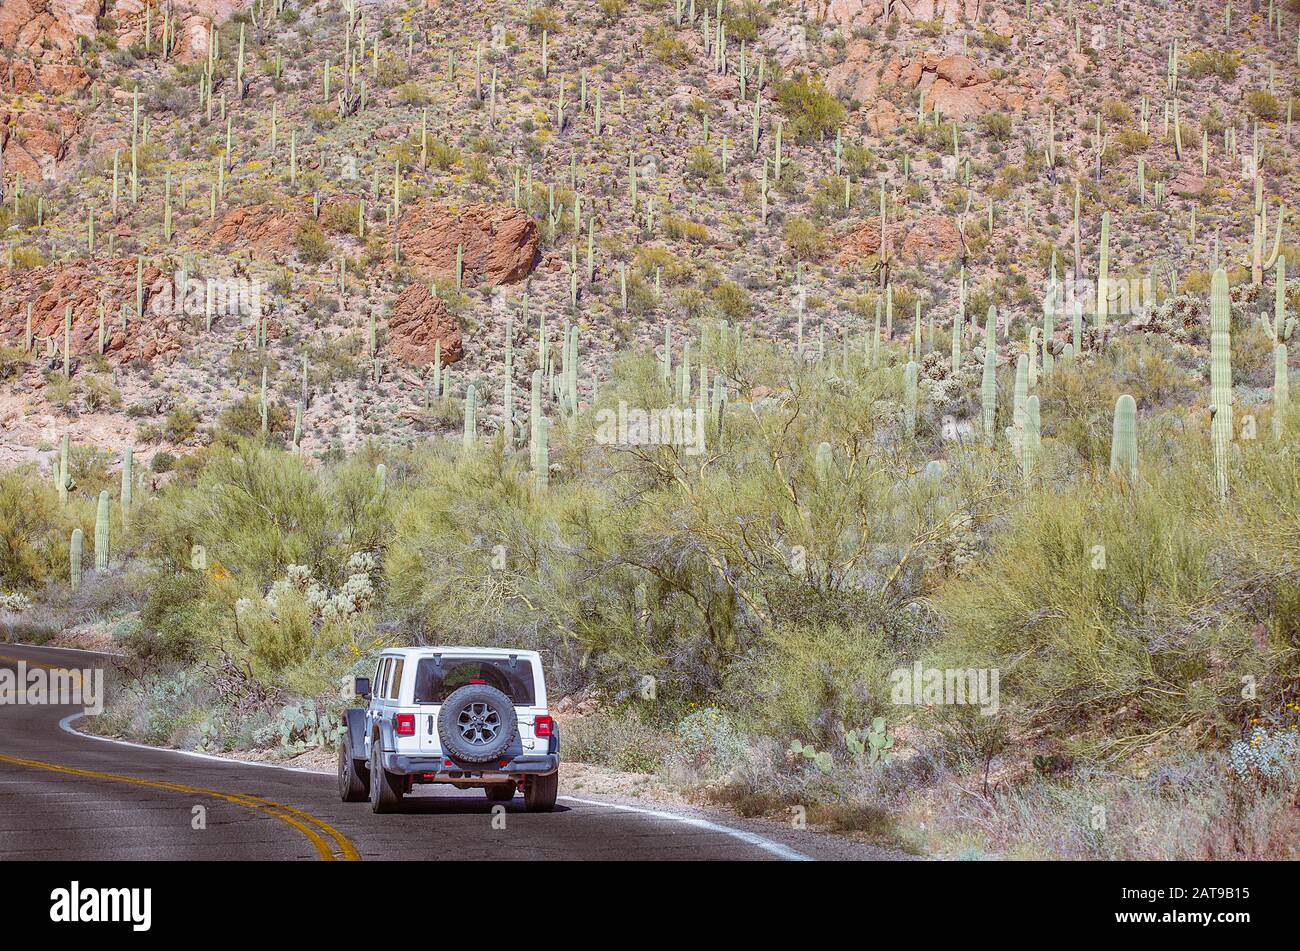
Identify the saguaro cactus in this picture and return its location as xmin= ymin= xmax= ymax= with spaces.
xmin=70 ymin=529 xmax=84 ymax=592
xmin=981 ymin=307 xmax=997 ymax=445
xmin=1274 ymin=343 xmax=1290 ymax=440
xmin=462 ymin=384 xmax=477 ymax=451
xmin=58 ymin=433 xmax=70 ymax=504
xmin=375 ymin=463 xmax=387 ymax=496
xmin=1110 ymin=394 xmax=1138 ymax=482
xmin=530 ymin=369 xmax=544 ymax=475
xmin=903 ymin=361 xmax=919 ymax=435
xmin=1096 ymin=211 xmax=1111 ymax=339
xmin=1022 ymin=395 xmax=1041 ymax=484
xmin=94 ymin=490 xmax=110 ymax=571
xmin=120 ymin=446 xmax=133 ymax=526
xmin=1210 ymin=269 xmax=1232 ymax=500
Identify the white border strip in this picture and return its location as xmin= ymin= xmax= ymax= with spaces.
xmin=57 ymin=716 xmax=814 ymax=861
xmin=7 ymin=643 xmax=125 ymax=657
xmin=58 ymin=714 xmax=327 ymax=775
xmin=558 ymin=795 xmax=813 ymax=861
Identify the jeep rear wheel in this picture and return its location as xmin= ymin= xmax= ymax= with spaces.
xmin=369 ymin=733 xmax=403 ymax=814
xmin=524 ymin=771 xmax=559 ymax=812
xmin=338 ymin=730 xmax=370 ymax=802
xmin=437 ymin=684 xmax=519 ymax=763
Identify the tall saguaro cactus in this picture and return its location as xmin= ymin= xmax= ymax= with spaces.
xmin=1274 ymin=343 xmax=1290 ymax=440
xmin=462 ymin=384 xmax=477 ymax=451
xmin=1022 ymin=395 xmax=1041 ymax=484
xmin=70 ymin=529 xmax=84 ymax=592
xmin=1210 ymin=269 xmax=1233 ymax=500
xmin=903 ymin=361 xmax=919 ymax=435
xmin=94 ymin=490 xmax=110 ymax=571
xmin=120 ymin=446 xmax=133 ymax=527
xmin=1110 ymin=394 xmax=1138 ymax=482
xmin=1096 ymin=211 xmax=1111 ymax=340
xmin=981 ymin=307 xmax=997 ymax=445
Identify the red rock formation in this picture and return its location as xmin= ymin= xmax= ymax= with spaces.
xmin=0 ymin=257 xmax=186 ymax=365
xmin=395 ymin=202 xmax=539 ymax=286
xmin=827 ymin=48 xmax=1045 ymax=122
xmin=0 ymin=109 xmax=83 ymax=179
xmin=901 ymin=214 xmax=962 ymax=262
xmin=386 ymin=283 xmax=464 ymax=368
xmin=0 ymin=0 xmax=103 ymax=54
xmin=836 ymin=221 xmax=882 ymax=266
xmin=211 ymin=203 xmax=307 ymax=257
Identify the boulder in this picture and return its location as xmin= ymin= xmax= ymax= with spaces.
xmin=386 ymin=283 xmax=464 ymax=368
xmin=395 ymin=202 xmax=539 ymax=286
xmin=835 ymin=221 xmax=882 ymax=266
xmin=901 ymin=214 xmax=962 ymax=262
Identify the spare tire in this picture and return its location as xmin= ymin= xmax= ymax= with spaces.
xmin=437 ymin=683 xmax=519 ymax=763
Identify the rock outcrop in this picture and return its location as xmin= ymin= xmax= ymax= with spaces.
xmin=0 ymin=257 xmax=186 ymax=365
xmin=901 ymin=214 xmax=962 ymax=262
xmin=211 ymin=203 xmax=307 ymax=258
xmin=836 ymin=221 xmax=882 ymax=266
xmin=386 ymin=283 xmax=464 ymax=368
xmin=0 ymin=108 xmax=84 ymax=180
xmin=827 ymin=49 xmax=1048 ymax=121
xmin=395 ymin=202 xmax=539 ymax=287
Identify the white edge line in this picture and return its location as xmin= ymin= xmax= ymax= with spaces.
xmin=558 ymin=795 xmax=814 ymax=862
xmin=58 ymin=714 xmax=327 ymax=775
xmin=57 ymin=715 xmax=814 ymax=861
xmin=6 ymin=643 xmax=126 ymax=657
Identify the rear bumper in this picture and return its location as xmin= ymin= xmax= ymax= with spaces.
xmin=381 ymin=752 xmax=559 ymax=778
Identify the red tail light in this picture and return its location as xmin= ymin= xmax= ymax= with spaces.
xmin=395 ymin=713 xmax=415 ymax=736
xmin=534 ymin=715 xmax=554 ymax=737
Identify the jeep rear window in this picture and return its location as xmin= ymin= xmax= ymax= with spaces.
xmin=413 ymin=658 xmax=536 ymax=705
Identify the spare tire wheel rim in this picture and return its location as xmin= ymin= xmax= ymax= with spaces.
xmin=457 ymin=701 xmax=502 ymax=746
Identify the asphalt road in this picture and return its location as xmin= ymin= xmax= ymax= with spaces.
xmin=0 ymin=644 xmax=904 ymax=861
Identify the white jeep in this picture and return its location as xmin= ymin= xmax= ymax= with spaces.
xmin=338 ymin=647 xmax=560 ymax=813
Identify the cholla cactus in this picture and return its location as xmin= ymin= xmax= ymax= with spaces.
xmin=0 ymin=592 xmax=32 ymax=612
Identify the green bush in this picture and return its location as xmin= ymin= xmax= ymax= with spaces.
xmin=773 ymin=71 xmax=846 ymax=142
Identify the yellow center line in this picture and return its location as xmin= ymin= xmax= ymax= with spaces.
xmin=0 ymin=753 xmax=361 ymax=861
xmin=0 ymin=653 xmax=85 ymax=685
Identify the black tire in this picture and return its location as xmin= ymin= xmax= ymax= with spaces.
xmin=369 ymin=732 xmax=403 ymax=814
xmin=484 ymin=783 xmax=516 ymax=802
xmin=437 ymin=684 xmax=519 ymax=763
xmin=338 ymin=729 xmax=370 ymax=803
xmin=524 ymin=771 xmax=559 ymax=812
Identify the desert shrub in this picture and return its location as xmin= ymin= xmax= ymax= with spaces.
xmin=773 ymin=71 xmax=846 ymax=142
xmin=1184 ymin=49 xmax=1240 ymax=81
xmin=1245 ymin=90 xmax=1283 ymax=121
xmin=295 ymin=219 xmax=331 ymax=263
xmin=0 ymin=470 xmax=71 ymax=590
xmin=563 ymin=707 xmax=675 ymax=773
xmin=783 ymin=216 xmax=825 ymax=260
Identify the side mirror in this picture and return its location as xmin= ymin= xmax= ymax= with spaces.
xmin=355 ymin=677 xmax=371 ymax=700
